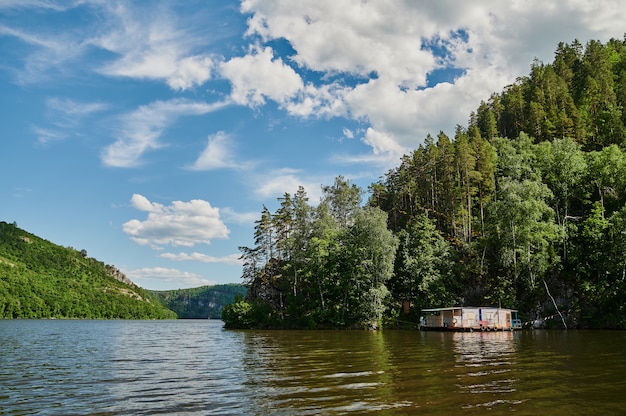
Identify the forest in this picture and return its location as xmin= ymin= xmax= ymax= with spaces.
xmin=0 ymin=221 xmax=176 ymax=319
xmin=222 ymin=38 xmax=626 ymax=330
xmin=150 ymin=284 xmax=247 ymax=319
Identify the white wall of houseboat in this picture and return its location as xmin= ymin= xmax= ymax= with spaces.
xmin=422 ymin=307 xmax=517 ymax=330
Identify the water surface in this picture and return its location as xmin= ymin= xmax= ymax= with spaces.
xmin=1 ymin=320 xmax=625 ymax=414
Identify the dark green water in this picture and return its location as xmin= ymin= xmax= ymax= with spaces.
xmin=1 ymin=320 xmax=625 ymax=415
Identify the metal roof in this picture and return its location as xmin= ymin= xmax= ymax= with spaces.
xmin=421 ymin=306 xmax=518 ymax=312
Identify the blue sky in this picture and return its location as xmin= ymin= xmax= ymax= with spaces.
xmin=2 ymin=1 xmax=625 ymax=290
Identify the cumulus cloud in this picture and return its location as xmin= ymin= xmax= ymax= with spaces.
xmin=7 ymin=0 xmax=626 ymax=168
xmin=235 ymin=0 xmax=626 ymax=160
xmin=220 ymin=44 xmax=304 ymax=107
xmin=342 ymin=128 xmax=354 ymax=139
xmin=102 ymin=98 xmax=228 ymax=167
xmin=125 ymin=267 xmax=216 ymax=288
xmin=160 ymin=252 xmax=243 ymax=265
xmin=122 ymin=194 xmax=230 ymax=249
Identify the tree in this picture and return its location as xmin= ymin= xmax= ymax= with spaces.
xmin=485 ymin=177 xmax=562 ymax=302
xmin=321 ymin=176 xmax=362 ymax=228
xmin=534 ymin=138 xmax=587 ymax=225
xmin=339 ymin=207 xmax=397 ymax=328
xmin=475 ymin=100 xmax=498 ymax=140
xmin=533 ymin=138 xmax=587 ymax=262
xmin=469 ymin=128 xmax=497 ymax=236
xmin=304 ymin=203 xmax=339 ymax=320
xmin=390 ymin=213 xmax=455 ymax=310
xmin=454 ymin=126 xmax=478 ymax=244
xmin=585 ymin=145 xmax=626 ymax=214
xmin=492 ymin=133 xmax=540 ymax=182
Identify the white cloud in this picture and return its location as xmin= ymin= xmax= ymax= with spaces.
xmin=187 ymin=131 xmax=249 ymax=171
xmin=239 ymin=0 xmax=626 ymax=159
xmin=102 ymin=98 xmax=228 ymax=168
xmin=2 ymin=2 xmax=218 ymax=89
xmin=167 ymin=55 xmax=215 ymax=90
xmin=220 ymin=207 xmax=259 ymax=225
xmin=220 ymin=44 xmax=304 ymax=107
xmin=93 ymin=3 xmax=217 ymax=90
xmin=31 ymin=97 xmax=109 ymax=145
xmin=242 ymin=0 xmax=437 ymax=86
xmin=0 ymin=1 xmax=76 ymax=11
xmin=46 ymin=97 xmax=108 ymax=117
xmin=122 ymin=194 xmax=230 ymax=249
xmin=0 ymin=24 xmax=89 ymax=83
xmin=251 ymin=168 xmax=324 ymax=202
xmin=160 ymin=252 xmax=243 ymax=265
xmin=42 ymin=97 xmax=110 ymax=133
xmin=125 ymin=267 xmax=216 ymax=288
xmin=32 ymin=126 xmax=67 ymax=144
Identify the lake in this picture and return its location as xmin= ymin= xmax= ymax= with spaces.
xmin=1 ymin=320 xmax=625 ymax=415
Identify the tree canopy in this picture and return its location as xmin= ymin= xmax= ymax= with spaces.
xmin=226 ymin=38 xmax=626 ymax=329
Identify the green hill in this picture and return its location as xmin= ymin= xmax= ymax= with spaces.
xmin=150 ymin=284 xmax=247 ymax=319
xmin=0 ymin=221 xmax=176 ymax=319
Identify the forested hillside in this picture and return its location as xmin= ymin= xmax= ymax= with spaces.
xmin=224 ymin=38 xmax=626 ymax=330
xmin=0 ymin=221 xmax=176 ymax=319
xmin=150 ymin=284 xmax=246 ymax=319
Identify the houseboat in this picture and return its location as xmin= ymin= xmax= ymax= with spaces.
xmin=420 ymin=307 xmax=522 ymax=331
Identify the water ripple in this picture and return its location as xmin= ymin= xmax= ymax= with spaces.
xmin=1 ymin=321 xmax=626 ymax=414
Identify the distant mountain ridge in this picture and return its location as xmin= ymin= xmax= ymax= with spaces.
xmin=0 ymin=221 xmax=176 ymax=319
xmin=150 ymin=284 xmax=247 ymax=319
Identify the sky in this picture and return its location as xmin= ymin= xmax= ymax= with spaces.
xmin=2 ymin=1 xmax=625 ymax=290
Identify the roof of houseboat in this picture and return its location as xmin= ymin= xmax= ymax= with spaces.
xmin=421 ymin=306 xmax=518 ymax=312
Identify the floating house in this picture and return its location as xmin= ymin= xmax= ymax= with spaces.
xmin=420 ymin=307 xmax=522 ymax=331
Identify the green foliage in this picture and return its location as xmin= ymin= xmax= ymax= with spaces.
xmin=221 ymin=294 xmax=275 ymax=329
xmin=227 ymin=38 xmax=626 ymax=329
xmin=222 ymin=295 xmax=253 ymax=328
xmin=482 ymin=38 xmax=626 ymax=147
xmin=150 ymin=284 xmax=247 ymax=319
xmin=368 ymin=38 xmax=626 ymax=328
xmin=0 ymin=222 xmax=176 ymax=319
xmin=233 ymin=179 xmax=398 ymax=329
xmin=390 ymin=213 xmax=457 ymax=310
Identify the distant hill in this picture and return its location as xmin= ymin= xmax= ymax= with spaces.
xmin=0 ymin=221 xmax=176 ymax=319
xmin=150 ymin=284 xmax=247 ymax=319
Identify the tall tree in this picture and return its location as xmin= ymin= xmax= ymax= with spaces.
xmin=485 ymin=177 xmax=561 ymax=301
xmin=454 ymin=126 xmax=478 ymax=243
xmin=390 ymin=213 xmax=455 ymax=310
xmin=321 ymin=176 xmax=362 ymax=228
xmin=339 ymin=207 xmax=397 ymax=328
xmin=469 ymin=127 xmax=497 ymax=236
xmin=585 ymin=145 xmax=626 ymax=214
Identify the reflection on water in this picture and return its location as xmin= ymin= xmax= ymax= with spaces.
xmin=1 ymin=321 xmax=625 ymax=415
xmin=453 ymin=332 xmax=521 ymax=410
